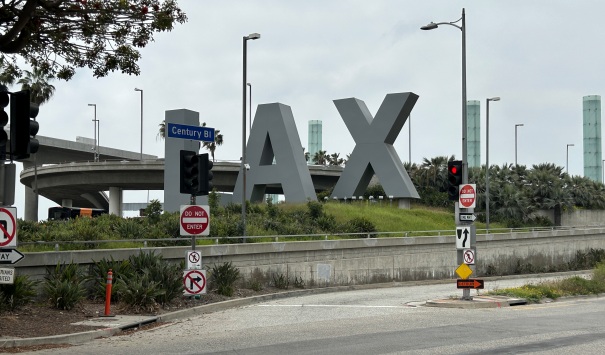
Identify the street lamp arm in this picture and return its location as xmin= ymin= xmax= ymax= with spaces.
xmin=421 ymin=17 xmax=463 ymax=31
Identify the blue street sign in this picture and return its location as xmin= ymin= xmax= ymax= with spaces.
xmin=167 ymin=123 xmax=215 ymax=143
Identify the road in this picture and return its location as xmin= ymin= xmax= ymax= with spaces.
xmin=27 ymin=274 xmax=605 ymax=355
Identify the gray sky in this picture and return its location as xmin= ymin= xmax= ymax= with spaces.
xmin=9 ymin=0 xmax=605 ymax=219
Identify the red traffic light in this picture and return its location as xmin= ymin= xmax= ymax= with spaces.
xmin=450 ymin=166 xmax=458 ymax=174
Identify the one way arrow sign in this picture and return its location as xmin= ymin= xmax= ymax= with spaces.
xmin=0 ymin=249 xmax=24 ymax=264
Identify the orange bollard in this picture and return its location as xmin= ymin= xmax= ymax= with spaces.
xmin=102 ymin=269 xmax=114 ymax=317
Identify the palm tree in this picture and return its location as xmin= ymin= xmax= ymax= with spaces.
xmin=157 ymin=120 xmax=165 ymax=140
xmin=312 ymin=150 xmax=328 ymax=165
xmin=17 ymin=67 xmax=55 ymax=105
xmin=201 ymin=122 xmax=223 ymax=161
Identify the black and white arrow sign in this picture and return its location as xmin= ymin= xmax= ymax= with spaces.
xmin=459 ymin=213 xmax=477 ymax=222
xmin=456 ymin=226 xmax=471 ymax=250
xmin=0 ymin=249 xmax=24 ymax=265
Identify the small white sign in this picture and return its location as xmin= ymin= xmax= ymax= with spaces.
xmin=187 ymin=251 xmax=202 ymax=270
xmin=463 ymin=249 xmax=476 ymax=265
xmin=0 ymin=267 xmax=15 ymax=284
xmin=183 ymin=269 xmax=207 ymax=295
xmin=456 ymin=226 xmax=471 ymax=249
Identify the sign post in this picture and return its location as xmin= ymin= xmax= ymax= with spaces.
xmin=180 ymin=205 xmax=210 ymax=251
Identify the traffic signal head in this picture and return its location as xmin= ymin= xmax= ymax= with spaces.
xmin=199 ymin=153 xmax=213 ymax=195
xmin=0 ymin=86 xmax=8 ymax=148
xmin=180 ymin=150 xmax=200 ymax=195
xmin=447 ymin=160 xmax=463 ymax=201
xmin=10 ymin=89 xmax=39 ymax=160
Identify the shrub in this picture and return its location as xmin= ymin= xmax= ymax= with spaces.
xmin=272 ymin=273 xmax=289 ymax=289
xmin=43 ymin=261 xmax=87 ymax=310
xmin=209 ymin=262 xmax=240 ymax=296
xmin=89 ymin=257 xmax=133 ymax=301
xmin=0 ymin=275 xmax=37 ymax=312
xmin=344 ymin=217 xmax=377 ymax=234
xmin=117 ymin=270 xmax=164 ymax=313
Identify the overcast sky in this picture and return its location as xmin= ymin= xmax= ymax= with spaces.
xmin=9 ymin=0 xmax=605 ymax=219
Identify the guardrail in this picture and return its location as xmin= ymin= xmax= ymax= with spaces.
xmin=18 ymin=224 xmax=605 ymax=251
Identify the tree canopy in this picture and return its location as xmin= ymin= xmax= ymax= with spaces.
xmin=0 ymin=0 xmax=187 ymax=82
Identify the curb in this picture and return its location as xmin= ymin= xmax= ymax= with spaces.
xmin=0 ymin=270 xmax=594 ymax=348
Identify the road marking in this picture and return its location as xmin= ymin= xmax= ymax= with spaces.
xmin=258 ymin=304 xmax=408 ymax=309
xmin=512 ymin=303 xmax=572 ymax=311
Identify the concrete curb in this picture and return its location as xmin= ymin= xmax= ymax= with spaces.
xmin=1 ymin=270 xmax=594 ymax=348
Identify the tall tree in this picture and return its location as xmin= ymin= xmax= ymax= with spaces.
xmin=17 ymin=67 xmax=55 ymax=105
xmin=201 ymin=122 xmax=223 ymax=161
xmin=0 ymin=0 xmax=187 ymax=82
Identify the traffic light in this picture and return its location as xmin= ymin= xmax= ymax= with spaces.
xmin=447 ymin=160 xmax=463 ymax=201
xmin=10 ymin=89 xmax=39 ymax=160
xmin=199 ymin=153 xmax=213 ymax=195
xmin=0 ymin=86 xmax=8 ymax=149
xmin=180 ymin=150 xmax=200 ymax=195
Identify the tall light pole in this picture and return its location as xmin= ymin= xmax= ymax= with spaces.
xmin=602 ymin=159 xmax=605 ymax=182
xmin=408 ymin=114 xmax=412 ymax=164
xmin=422 ymin=8 xmax=469 ymax=301
xmin=88 ymin=104 xmax=98 ymax=162
xmin=134 ymin=88 xmax=143 ymax=161
xmin=566 ymin=144 xmax=574 ymax=173
xmin=247 ymin=83 xmax=252 ymax=133
xmin=514 ymin=124 xmax=524 ymax=165
xmin=485 ymin=97 xmax=500 ymax=232
xmin=422 ymin=8 xmax=467 ymax=183
xmin=242 ymin=33 xmax=260 ymax=240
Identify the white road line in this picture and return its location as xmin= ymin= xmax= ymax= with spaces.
xmin=257 ymin=304 xmax=408 ymax=308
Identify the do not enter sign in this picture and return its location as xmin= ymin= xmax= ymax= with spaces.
xmin=180 ymin=205 xmax=210 ymax=236
xmin=459 ymin=184 xmax=476 ymax=208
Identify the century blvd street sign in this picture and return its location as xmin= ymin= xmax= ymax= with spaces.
xmin=167 ymin=123 xmax=215 ymax=143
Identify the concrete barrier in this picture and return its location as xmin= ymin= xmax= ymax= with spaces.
xmin=15 ymin=227 xmax=605 ymax=286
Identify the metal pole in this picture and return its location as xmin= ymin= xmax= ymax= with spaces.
xmin=88 ymin=104 xmax=97 ymax=161
xmin=486 ymin=99 xmax=490 ymax=232
xmin=602 ymin=159 xmax=604 ymax=182
xmin=248 ymin=83 xmax=252 ymax=133
xmin=408 ymin=114 xmax=411 ymax=164
xmin=566 ymin=144 xmax=574 ymax=173
xmin=140 ymin=90 xmax=143 ymax=161
xmin=461 ymin=8 xmax=467 ymax=184
xmin=242 ymin=36 xmax=248 ymax=240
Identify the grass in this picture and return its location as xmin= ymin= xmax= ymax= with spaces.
xmin=487 ymin=263 xmax=605 ymax=303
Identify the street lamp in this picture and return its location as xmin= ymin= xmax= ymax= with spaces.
xmin=422 ymin=8 xmax=467 ymax=183
xmin=134 ymin=88 xmax=143 ymax=161
xmin=247 ymin=83 xmax=252 ymax=133
xmin=602 ymin=159 xmax=605 ymax=182
xmin=88 ymin=104 xmax=98 ymax=162
xmin=485 ymin=97 xmax=500 ymax=232
xmin=242 ymin=32 xmax=260 ymax=240
xmin=515 ymin=124 xmax=524 ymax=165
xmin=566 ymin=144 xmax=574 ymax=173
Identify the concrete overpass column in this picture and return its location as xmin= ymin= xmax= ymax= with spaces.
xmin=24 ymin=186 xmax=38 ymax=221
xmin=109 ymin=187 xmax=123 ymax=216
xmin=22 ymin=162 xmax=38 ymax=222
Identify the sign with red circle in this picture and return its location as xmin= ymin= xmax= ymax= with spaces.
xmin=180 ymin=205 xmax=210 ymax=236
xmin=183 ymin=269 xmax=207 ymax=295
xmin=0 ymin=207 xmax=17 ymax=248
xmin=458 ymin=184 xmax=476 ymax=208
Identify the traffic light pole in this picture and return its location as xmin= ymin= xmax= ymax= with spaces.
xmin=190 ymin=194 xmax=196 ymax=251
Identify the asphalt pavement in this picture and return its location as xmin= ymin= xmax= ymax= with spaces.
xmin=0 ymin=270 xmax=592 ymax=349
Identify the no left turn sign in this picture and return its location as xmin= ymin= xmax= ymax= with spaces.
xmin=0 ymin=207 xmax=17 ymax=248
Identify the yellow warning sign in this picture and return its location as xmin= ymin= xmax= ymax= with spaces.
xmin=455 ymin=263 xmax=473 ymax=279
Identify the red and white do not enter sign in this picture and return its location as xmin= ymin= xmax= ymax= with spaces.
xmin=459 ymin=184 xmax=476 ymax=208
xmin=0 ymin=207 xmax=17 ymax=248
xmin=180 ymin=205 xmax=210 ymax=236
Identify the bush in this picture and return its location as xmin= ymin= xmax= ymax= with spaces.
xmin=0 ymin=275 xmax=37 ymax=312
xmin=209 ymin=262 xmax=240 ymax=296
xmin=117 ymin=270 xmax=164 ymax=313
xmin=344 ymin=217 xmax=377 ymax=234
xmin=43 ymin=261 xmax=87 ymax=310
xmin=89 ymin=256 xmax=133 ymax=301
